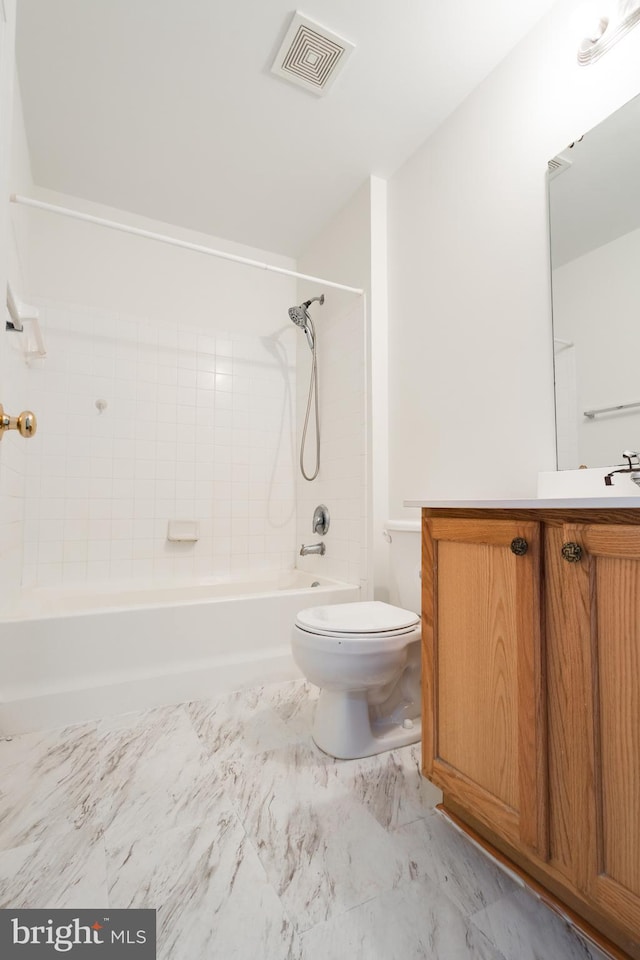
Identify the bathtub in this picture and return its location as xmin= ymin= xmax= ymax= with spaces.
xmin=0 ymin=571 xmax=360 ymax=735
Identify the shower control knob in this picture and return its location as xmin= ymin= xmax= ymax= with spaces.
xmin=312 ymin=504 xmax=330 ymax=536
xmin=0 ymin=403 xmax=37 ymax=439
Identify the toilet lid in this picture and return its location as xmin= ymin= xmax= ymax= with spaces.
xmin=295 ymin=601 xmax=420 ymax=637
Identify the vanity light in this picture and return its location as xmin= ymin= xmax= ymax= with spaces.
xmin=578 ymin=0 xmax=640 ymax=63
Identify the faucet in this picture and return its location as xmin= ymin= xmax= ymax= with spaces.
xmin=300 ymin=542 xmax=326 ymax=556
xmin=604 ymin=450 xmax=640 ymax=486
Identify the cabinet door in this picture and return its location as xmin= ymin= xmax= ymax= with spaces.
xmin=561 ymin=523 xmax=640 ymax=933
xmin=422 ymin=517 xmax=548 ymax=858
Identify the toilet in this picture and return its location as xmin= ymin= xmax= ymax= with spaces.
xmin=291 ymin=600 xmax=421 ymax=760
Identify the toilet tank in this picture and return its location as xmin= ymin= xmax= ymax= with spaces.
xmin=386 ymin=521 xmax=422 ymax=615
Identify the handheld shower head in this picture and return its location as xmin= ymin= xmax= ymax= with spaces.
xmin=288 ymin=305 xmax=308 ymax=326
xmin=287 ymin=305 xmax=314 ymax=349
xmin=289 ymin=295 xmax=324 ymax=482
xmin=287 ymin=294 xmax=324 ymax=350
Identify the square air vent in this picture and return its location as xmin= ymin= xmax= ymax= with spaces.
xmin=271 ymin=12 xmax=355 ymax=96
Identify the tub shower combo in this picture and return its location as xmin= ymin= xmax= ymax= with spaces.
xmin=2 ymin=195 xmax=373 ymax=742
xmin=1 ymin=263 xmax=360 ymax=740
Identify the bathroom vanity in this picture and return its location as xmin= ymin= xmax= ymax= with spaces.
xmin=409 ymin=499 xmax=640 ymax=959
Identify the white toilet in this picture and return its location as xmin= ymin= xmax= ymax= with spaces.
xmin=292 ymin=599 xmax=421 ymax=759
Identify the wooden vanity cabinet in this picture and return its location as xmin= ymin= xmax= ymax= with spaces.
xmin=422 ymin=508 xmax=640 ymax=958
xmin=421 ymin=516 xmax=547 ymax=857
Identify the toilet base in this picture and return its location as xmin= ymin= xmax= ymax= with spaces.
xmin=312 ymin=688 xmax=421 ymax=760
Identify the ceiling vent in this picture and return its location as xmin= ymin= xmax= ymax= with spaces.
xmin=271 ymin=12 xmax=354 ymax=96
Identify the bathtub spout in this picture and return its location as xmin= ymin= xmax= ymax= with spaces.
xmin=300 ymin=542 xmax=326 ymax=557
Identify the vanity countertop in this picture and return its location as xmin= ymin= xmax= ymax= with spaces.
xmin=404 ymin=497 xmax=640 ymax=509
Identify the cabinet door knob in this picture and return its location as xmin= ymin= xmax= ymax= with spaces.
xmin=510 ymin=537 xmax=528 ymax=556
xmin=561 ymin=542 xmax=583 ymax=563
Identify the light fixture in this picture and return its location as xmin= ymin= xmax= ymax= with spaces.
xmin=578 ymin=0 xmax=640 ymax=63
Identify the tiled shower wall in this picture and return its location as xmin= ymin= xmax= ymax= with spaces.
xmin=295 ymin=301 xmax=366 ymax=587
xmin=22 ymin=301 xmax=297 ymax=587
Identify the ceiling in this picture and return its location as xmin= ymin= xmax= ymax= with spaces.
xmin=16 ymin=0 xmax=558 ymax=257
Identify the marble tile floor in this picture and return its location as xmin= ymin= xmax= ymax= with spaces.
xmin=0 ymin=679 xmax=612 ymax=960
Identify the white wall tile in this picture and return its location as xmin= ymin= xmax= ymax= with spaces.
xmin=20 ymin=305 xmax=298 ymax=587
xmin=295 ymin=301 xmax=366 ymax=587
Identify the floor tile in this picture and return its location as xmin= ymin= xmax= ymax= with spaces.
xmin=0 ymin=822 xmax=108 ymax=909
xmin=266 ymin=678 xmax=320 ymax=741
xmin=334 ymin=742 xmax=442 ymax=830
xmin=470 ymin=887 xmax=612 ymax=960
xmin=95 ymin=703 xmax=231 ymax=848
xmin=222 ymin=740 xmax=407 ymax=931
xmin=0 ymin=723 xmax=99 ymax=851
xmin=185 ymin=685 xmax=298 ymax=762
xmin=299 ymin=876 xmax=507 ymax=960
xmin=389 ymin=810 xmax=520 ymax=916
xmin=106 ymin=810 xmax=299 ymax=960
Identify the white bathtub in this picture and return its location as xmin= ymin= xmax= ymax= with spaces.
xmin=0 ymin=571 xmax=360 ymax=735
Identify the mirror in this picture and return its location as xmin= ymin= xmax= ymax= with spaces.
xmin=548 ymin=93 xmax=640 ymax=469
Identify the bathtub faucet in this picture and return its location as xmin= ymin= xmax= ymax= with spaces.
xmin=300 ymin=542 xmax=326 ymax=557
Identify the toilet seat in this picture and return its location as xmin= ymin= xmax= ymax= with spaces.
xmin=296 ymin=600 xmax=419 ymax=634
xmin=294 ymin=601 xmax=420 ymax=651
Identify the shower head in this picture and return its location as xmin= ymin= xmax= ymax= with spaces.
xmin=288 ymin=295 xmax=324 ymax=350
xmin=288 ymin=304 xmax=308 ymax=326
xmin=287 ymin=305 xmax=314 ymax=349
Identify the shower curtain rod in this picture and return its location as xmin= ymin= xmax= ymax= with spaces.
xmin=9 ymin=194 xmax=365 ymax=296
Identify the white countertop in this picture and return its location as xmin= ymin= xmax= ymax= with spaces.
xmin=404 ymin=498 xmax=640 ymax=509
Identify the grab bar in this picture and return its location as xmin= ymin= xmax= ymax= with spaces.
xmin=584 ymin=401 xmax=640 ymax=420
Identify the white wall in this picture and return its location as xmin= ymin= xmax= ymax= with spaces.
xmin=19 ymin=186 xmax=296 ymax=335
xmin=8 ymin=73 xmax=32 ymax=295
xmin=294 ymin=181 xmax=369 ymax=589
xmin=0 ymin=1 xmax=29 ymax=592
xmin=388 ymin=0 xmax=640 ymax=515
xmin=553 ymin=225 xmax=640 ymax=468
xmin=369 ymin=177 xmax=390 ymax=600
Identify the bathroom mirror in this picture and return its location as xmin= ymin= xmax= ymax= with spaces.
xmin=548 ymin=92 xmax=640 ymax=469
